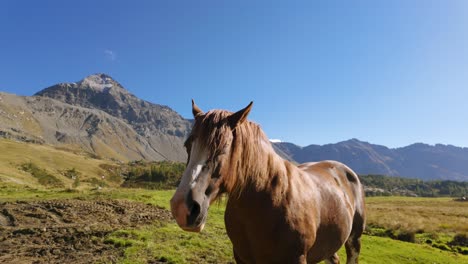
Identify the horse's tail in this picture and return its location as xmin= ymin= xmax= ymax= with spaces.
xmin=342 ymin=165 xmax=366 ymax=225
xmin=344 ymin=167 xmax=366 ymax=263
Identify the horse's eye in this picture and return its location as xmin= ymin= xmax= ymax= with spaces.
xmin=202 ymin=161 xmax=209 ymax=171
xmin=211 ymin=163 xmax=221 ymax=179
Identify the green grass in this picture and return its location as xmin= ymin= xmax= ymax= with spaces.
xmin=336 ymin=235 xmax=467 ymax=264
xmin=106 ymin=220 xmax=233 ymax=264
xmin=0 ymin=185 xmax=467 ymax=263
xmin=104 ymin=191 xmax=468 ymax=264
xmin=96 ymin=190 xmax=233 ymax=263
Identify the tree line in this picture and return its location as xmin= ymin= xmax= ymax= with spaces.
xmin=121 ymin=160 xmax=185 ymax=189
xmin=360 ymin=174 xmax=468 ymax=197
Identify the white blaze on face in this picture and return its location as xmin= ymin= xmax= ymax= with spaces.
xmin=171 ymin=139 xmax=210 ymax=228
xmin=183 ymin=139 xmax=209 ymax=190
xmin=190 ymin=164 xmax=203 ymax=188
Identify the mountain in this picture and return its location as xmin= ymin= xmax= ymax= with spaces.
xmin=0 ymin=74 xmax=191 ymax=162
xmin=273 ymin=139 xmax=468 ymax=181
xmin=1 ymin=74 xmax=467 ymax=181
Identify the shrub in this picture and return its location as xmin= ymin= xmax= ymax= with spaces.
xmin=370 ymin=227 xmax=415 ymax=243
xmin=99 ymin=164 xmax=123 ymax=183
xmin=384 ymin=229 xmax=397 ymax=239
xmin=63 ymin=168 xmax=80 ymax=179
xmin=396 ymin=230 xmax=416 ymax=243
xmin=72 ymin=176 xmax=80 ymax=188
xmin=20 ymin=162 xmax=64 ymax=188
xmin=82 ymin=177 xmax=108 ymax=188
xmin=449 ymin=233 xmax=467 ymax=247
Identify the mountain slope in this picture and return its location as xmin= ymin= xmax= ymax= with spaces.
xmin=396 ymin=143 xmax=468 ymax=181
xmin=0 ymin=92 xmax=169 ymax=161
xmin=35 ymin=73 xmax=191 ymax=161
xmin=0 ymin=138 xmax=117 ymax=188
xmin=274 ymin=139 xmax=468 ymax=181
xmin=1 ymin=74 xmax=191 ymax=162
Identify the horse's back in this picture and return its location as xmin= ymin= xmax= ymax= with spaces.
xmin=298 ymin=160 xmax=365 ymax=215
xmin=298 ymin=160 xmax=362 ymax=193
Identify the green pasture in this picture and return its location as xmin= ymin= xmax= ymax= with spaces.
xmin=1 ymin=185 xmax=466 ymax=263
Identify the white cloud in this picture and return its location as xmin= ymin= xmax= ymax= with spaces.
xmin=269 ymin=139 xmax=282 ymax=143
xmin=104 ymin=49 xmax=117 ymax=61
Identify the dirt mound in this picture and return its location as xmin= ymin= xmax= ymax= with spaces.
xmin=0 ymin=199 xmax=172 ymax=263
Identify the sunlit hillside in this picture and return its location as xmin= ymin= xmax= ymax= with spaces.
xmin=0 ymin=138 xmax=120 ymax=189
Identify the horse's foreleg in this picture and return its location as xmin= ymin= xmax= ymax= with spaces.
xmin=233 ymin=251 xmax=247 ymax=264
xmin=324 ymin=253 xmax=340 ymax=264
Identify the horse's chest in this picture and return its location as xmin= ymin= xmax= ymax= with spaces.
xmin=224 ymin=198 xmax=308 ymax=263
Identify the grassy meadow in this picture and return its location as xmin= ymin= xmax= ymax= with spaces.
xmin=366 ymin=196 xmax=468 ymax=235
xmin=1 ymin=183 xmax=467 ymax=264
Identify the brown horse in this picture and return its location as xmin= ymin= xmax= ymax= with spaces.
xmin=170 ymin=101 xmax=366 ymax=264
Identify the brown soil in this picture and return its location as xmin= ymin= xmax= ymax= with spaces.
xmin=0 ymin=199 xmax=172 ymax=264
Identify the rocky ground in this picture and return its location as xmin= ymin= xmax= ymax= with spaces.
xmin=0 ymin=199 xmax=172 ymax=263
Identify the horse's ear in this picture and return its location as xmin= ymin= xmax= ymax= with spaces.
xmin=228 ymin=101 xmax=253 ymax=128
xmin=192 ymin=99 xmax=204 ymax=117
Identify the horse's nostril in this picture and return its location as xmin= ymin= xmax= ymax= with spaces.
xmin=186 ymin=200 xmax=202 ymax=226
xmin=189 ymin=200 xmax=201 ymax=217
xmin=186 ymin=189 xmax=203 ymax=226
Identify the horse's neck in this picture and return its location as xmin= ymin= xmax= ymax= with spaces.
xmin=232 ymin=142 xmax=295 ymax=205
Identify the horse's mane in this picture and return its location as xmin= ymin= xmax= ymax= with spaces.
xmin=192 ymin=110 xmax=289 ymax=198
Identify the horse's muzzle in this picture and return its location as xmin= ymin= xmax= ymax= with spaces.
xmin=170 ymin=191 xmax=207 ymax=232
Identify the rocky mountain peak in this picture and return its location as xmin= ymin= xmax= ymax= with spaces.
xmin=337 ymin=138 xmax=370 ymax=147
xmin=76 ymin=73 xmax=128 ymax=94
xmin=32 ymin=74 xmax=192 ymax=160
xmin=34 ymin=74 xmax=138 ymax=118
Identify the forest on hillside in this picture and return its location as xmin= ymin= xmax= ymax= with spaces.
xmin=361 ymin=174 xmax=468 ymax=197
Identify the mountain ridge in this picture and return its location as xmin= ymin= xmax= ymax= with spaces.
xmin=273 ymin=139 xmax=468 ymax=181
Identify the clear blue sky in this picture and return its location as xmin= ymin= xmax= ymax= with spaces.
xmin=1 ymin=1 xmax=467 ymax=148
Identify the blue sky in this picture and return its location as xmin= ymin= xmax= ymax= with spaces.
xmin=1 ymin=1 xmax=467 ymax=147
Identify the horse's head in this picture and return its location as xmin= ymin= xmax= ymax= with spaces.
xmin=170 ymin=100 xmax=253 ymax=232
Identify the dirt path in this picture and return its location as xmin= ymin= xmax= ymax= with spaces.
xmin=0 ymin=199 xmax=172 ymax=263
